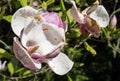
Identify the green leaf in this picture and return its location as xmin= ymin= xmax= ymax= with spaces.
xmin=60 ymin=0 xmax=66 ymax=11
xmin=7 ymin=62 xmax=14 ymax=76
xmin=46 ymin=0 xmax=55 ymax=5
xmin=66 ymin=9 xmax=74 ymax=23
xmin=79 ymin=63 xmax=84 ymax=67
xmin=19 ymin=0 xmax=27 ymax=7
xmin=84 ymin=42 xmax=97 ymax=55
xmin=41 ymin=1 xmax=47 ymax=8
xmin=29 ymin=0 xmax=33 ymax=6
xmin=68 ymin=28 xmax=80 ymax=38
xmin=23 ymin=70 xmax=31 ymax=76
xmin=67 ymin=75 xmax=72 ymax=81
xmin=0 ymin=48 xmax=13 ymax=59
xmin=15 ymin=68 xmax=24 ymax=73
xmin=3 ymin=15 xmax=12 ymax=23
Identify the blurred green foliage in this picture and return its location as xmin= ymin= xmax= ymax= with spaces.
xmin=0 ymin=0 xmax=120 ymax=81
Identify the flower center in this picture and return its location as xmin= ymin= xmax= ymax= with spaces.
xmin=35 ymin=15 xmax=42 ymax=21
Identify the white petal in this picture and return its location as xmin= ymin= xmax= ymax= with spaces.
xmin=82 ymin=5 xmax=98 ymax=15
xmin=13 ymin=37 xmax=41 ymax=70
xmin=1 ymin=61 xmax=7 ymax=70
xmin=11 ymin=6 xmax=37 ymax=37
xmin=88 ymin=5 xmax=109 ymax=27
xmin=71 ymin=1 xmax=84 ymax=24
xmin=47 ymin=52 xmax=74 ymax=75
xmin=21 ymin=22 xmax=65 ymax=55
xmin=38 ymin=8 xmax=48 ymax=15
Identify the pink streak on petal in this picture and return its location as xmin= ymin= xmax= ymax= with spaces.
xmin=63 ymin=21 xmax=68 ymax=32
xmin=13 ymin=37 xmax=41 ymax=70
xmin=43 ymin=12 xmax=64 ymax=28
xmin=46 ymin=47 xmax=61 ymax=59
xmin=31 ymin=53 xmax=47 ymax=62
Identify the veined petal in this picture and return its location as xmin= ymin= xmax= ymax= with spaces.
xmin=13 ymin=37 xmax=41 ymax=70
xmin=47 ymin=52 xmax=74 ymax=75
xmin=11 ymin=6 xmax=37 ymax=37
xmin=87 ymin=5 xmax=109 ymax=27
xmin=71 ymin=0 xmax=84 ymax=24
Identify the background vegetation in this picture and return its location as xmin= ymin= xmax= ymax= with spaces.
xmin=0 ymin=0 xmax=120 ymax=81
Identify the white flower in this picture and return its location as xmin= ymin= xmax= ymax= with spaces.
xmin=70 ymin=0 xmax=110 ymax=37
xmin=0 ymin=60 xmax=7 ymax=71
xmin=11 ymin=6 xmax=73 ymax=75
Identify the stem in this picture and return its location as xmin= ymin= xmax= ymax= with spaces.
xmin=73 ymin=34 xmax=92 ymax=49
xmin=110 ymin=8 xmax=120 ymax=18
xmin=0 ymin=40 xmax=11 ymax=50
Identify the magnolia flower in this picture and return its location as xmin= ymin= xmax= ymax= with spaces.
xmin=0 ymin=60 xmax=7 ymax=71
xmin=11 ymin=6 xmax=73 ymax=75
xmin=70 ymin=0 xmax=109 ymax=38
xmin=110 ymin=15 xmax=117 ymax=29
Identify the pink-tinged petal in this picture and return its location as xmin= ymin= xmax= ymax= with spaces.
xmin=84 ymin=16 xmax=100 ymax=38
xmin=46 ymin=46 xmax=61 ymax=59
xmin=33 ymin=1 xmax=39 ymax=7
xmin=110 ymin=15 xmax=117 ymax=29
xmin=47 ymin=52 xmax=74 ymax=75
xmin=88 ymin=5 xmax=109 ymax=27
xmin=31 ymin=53 xmax=47 ymax=62
xmin=43 ymin=12 xmax=64 ymax=28
xmin=11 ymin=6 xmax=37 ymax=37
xmin=70 ymin=0 xmax=84 ymax=24
xmin=13 ymin=37 xmax=41 ymax=70
xmin=79 ymin=24 xmax=88 ymax=35
xmin=63 ymin=21 xmax=68 ymax=32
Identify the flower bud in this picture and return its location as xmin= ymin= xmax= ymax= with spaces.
xmin=32 ymin=1 xmax=39 ymax=8
xmin=110 ymin=15 xmax=117 ymax=29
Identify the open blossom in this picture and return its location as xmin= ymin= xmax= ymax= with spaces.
xmin=110 ymin=15 xmax=117 ymax=29
xmin=70 ymin=0 xmax=109 ymax=38
xmin=11 ymin=6 xmax=73 ymax=75
xmin=0 ymin=60 xmax=7 ymax=71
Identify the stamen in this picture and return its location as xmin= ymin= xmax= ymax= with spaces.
xmin=61 ymin=39 xmax=67 ymax=45
xmin=93 ymin=0 xmax=99 ymax=5
xmin=77 ymin=8 xmax=82 ymax=13
xmin=28 ymin=46 xmax=39 ymax=55
xmin=27 ymin=15 xmax=33 ymax=19
xmin=43 ymin=28 xmax=48 ymax=31
xmin=35 ymin=15 xmax=41 ymax=21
